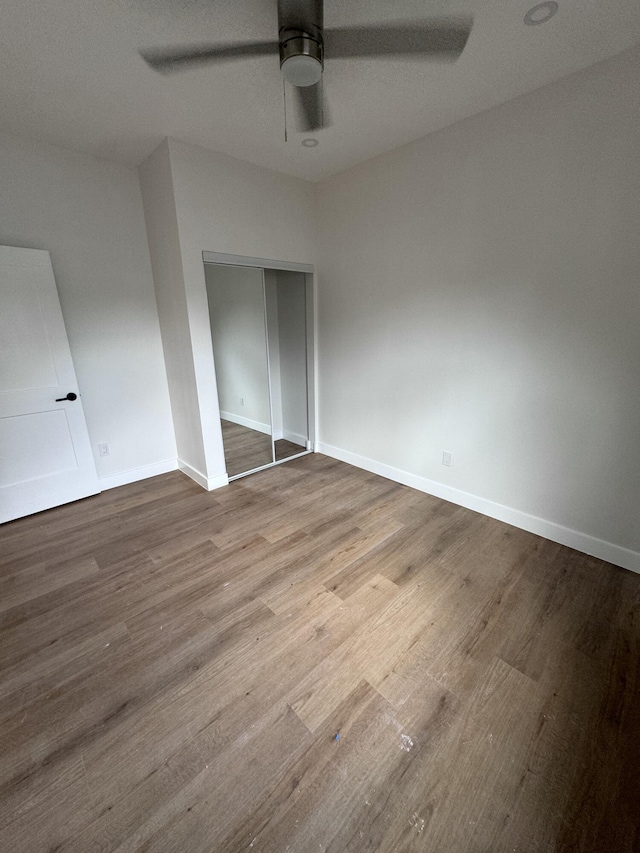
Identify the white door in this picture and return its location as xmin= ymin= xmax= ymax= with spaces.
xmin=0 ymin=246 xmax=100 ymax=523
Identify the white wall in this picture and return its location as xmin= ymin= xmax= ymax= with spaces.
xmin=204 ymin=264 xmax=271 ymax=432
xmin=138 ymin=140 xmax=209 ymax=484
xmin=0 ymin=131 xmax=176 ymax=487
xmin=166 ymin=139 xmax=316 ymax=481
xmin=316 ymin=46 xmax=640 ymax=571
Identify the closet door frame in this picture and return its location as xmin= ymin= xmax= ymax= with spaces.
xmin=202 ymin=252 xmax=316 ymax=479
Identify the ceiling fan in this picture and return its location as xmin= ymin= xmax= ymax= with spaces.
xmin=140 ymin=0 xmax=472 ymax=132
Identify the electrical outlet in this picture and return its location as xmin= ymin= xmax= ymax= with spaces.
xmin=98 ymin=443 xmax=110 ymax=457
xmin=442 ymin=450 xmax=454 ymax=468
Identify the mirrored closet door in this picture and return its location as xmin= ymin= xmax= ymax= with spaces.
xmin=204 ymin=256 xmax=314 ymax=480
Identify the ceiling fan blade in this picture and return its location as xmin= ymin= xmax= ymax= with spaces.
xmin=324 ymin=19 xmax=472 ymax=60
xmin=294 ymin=82 xmax=330 ymax=131
xmin=140 ymin=40 xmax=280 ymax=74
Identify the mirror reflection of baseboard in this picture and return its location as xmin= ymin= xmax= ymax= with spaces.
xmin=203 ymin=253 xmax=314 ymax=481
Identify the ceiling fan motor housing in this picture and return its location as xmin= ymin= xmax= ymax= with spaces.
xmin=279 ymin=30 xmax=324 ymax=86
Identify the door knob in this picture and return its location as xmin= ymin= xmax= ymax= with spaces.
xmin=55 ymin=392 xmax=78 ymax=402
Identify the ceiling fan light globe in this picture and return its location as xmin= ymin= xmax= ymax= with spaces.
xmin=281 ymin=54 xmax=322 ymax=87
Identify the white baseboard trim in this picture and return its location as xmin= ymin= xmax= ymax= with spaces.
xmin=178 ymin=460 xmax=229 ymax=491
xmin=98 ymin=458 xmax=178 ymax=491
xmin=281 ymin=430 xmax=309 ymax=448
xmin=220 ymin=411 xmax=271 ymax=435
xmin=316 ymin=442 xmax=640 ymax=575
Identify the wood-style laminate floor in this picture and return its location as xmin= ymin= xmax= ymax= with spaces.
xmin=1 ymin=454 xmax=639 ymax=852
xmin=221 ymin=419 xmax=306 ymax=477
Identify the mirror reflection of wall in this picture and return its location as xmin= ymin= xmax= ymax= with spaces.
xmin=264 ymin=270 xmax=309 ymax=462
xmin=204 ymin=264 xmax=273 ymax=477
xmin=205 ymin=258 xmax=313 ymax=480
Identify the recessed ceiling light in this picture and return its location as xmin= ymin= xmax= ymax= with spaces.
xmin=302 ymin=138 xmax=319 ymax=148
xmin=524 ymin=1 xmax=559 ymax=26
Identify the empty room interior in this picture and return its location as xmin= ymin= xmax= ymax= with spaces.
xmin=1 ymin=1 xmax=640 ymax=850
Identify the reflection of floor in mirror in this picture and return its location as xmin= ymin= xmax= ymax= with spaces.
xmin=221 ymin=419 xmax=306 ymax=477
xmin=275 ymin=437 xmax=307 ymax=463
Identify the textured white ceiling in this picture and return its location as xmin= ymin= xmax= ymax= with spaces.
xmin=1 ymin=0 xmax=639 ymax=181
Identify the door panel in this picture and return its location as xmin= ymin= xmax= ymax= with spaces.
xmin=0 ymin=264 xmax=60 ymax=391
xmin=1 ymin=411 xmax=78 ymax=485
xmin=0 ymin=246 xmax=99 ymax=523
